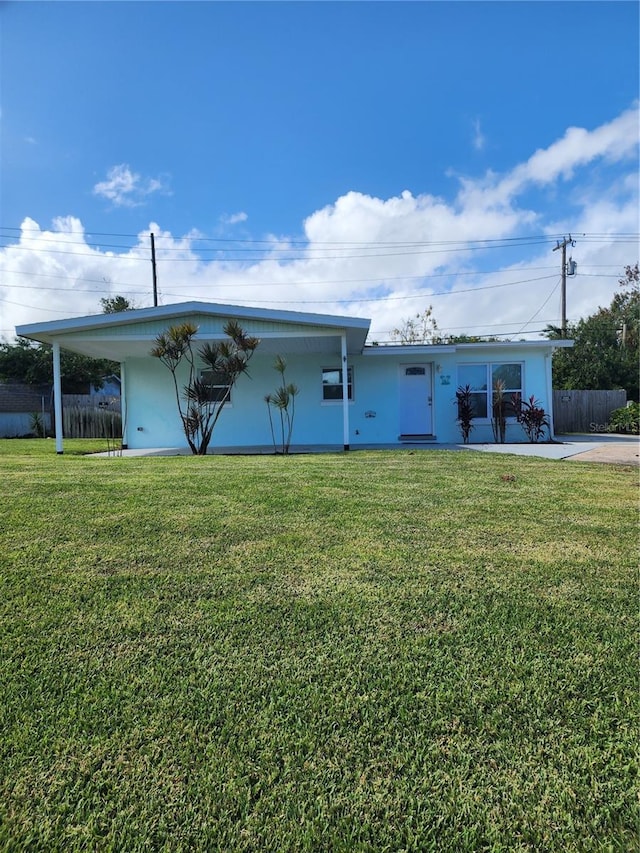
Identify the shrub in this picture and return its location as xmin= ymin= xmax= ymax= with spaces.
xmin=512 ymin=394 xmax=550 ymax=443
xmin=29 ymin=412 xmax=46 ymax=438
xmin=455 ymin=384 xmax=474 ymax=444
xmin=608 ymin=402 xmax=639 ymax=434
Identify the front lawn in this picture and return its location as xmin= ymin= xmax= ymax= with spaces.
xmin=0 ymin=441 xmax=637 ymax=851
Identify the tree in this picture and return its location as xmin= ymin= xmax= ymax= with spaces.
xmin=390 ymin=307 xmax=506 ymax=344
xmin=0 ymin=296 xmax=134 ymax=392
xmin=546 ymin=264 xmax=639 ymax=401
xmin=619 ymin=263 xmax=639 ymax=291
xmin=0 ymin=337 xmax=117 ymax=393
xmin=151 ymin=320 xmax=259 ymax=455
xmin=391 ymin=306 xmax=439 ymax=344
xmin=100 ymin=295 xmax=136 ymax=314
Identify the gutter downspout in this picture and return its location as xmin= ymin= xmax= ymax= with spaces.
xmin=341 ymin=333 xmax=349 ymax=450
xmin=52 ymin=341 xmax=63 ymax=454
xmin=120 ymin=362 xmax=128 ymax=449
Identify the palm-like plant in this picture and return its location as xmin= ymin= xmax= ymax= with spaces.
xmin=151 ymin=320 xmax=259 ymax=455
xmin=265 ymin=356 xmax=299 ymax=454
xmin=491 ymin=379 xmax=507 ymax=443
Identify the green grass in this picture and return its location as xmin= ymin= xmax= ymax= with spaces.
xmin=0 ymin=440 xmax=637 ymax=851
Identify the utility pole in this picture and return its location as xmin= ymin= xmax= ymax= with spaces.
xmin=553 ymin=235 xmax=575 ymax=337
xmin=150 ymin=232 xmax=158 ymax=307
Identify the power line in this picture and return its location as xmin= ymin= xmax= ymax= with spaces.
xmin=161 ymin=274 xmax=560 ymax=304
xmin=0 ymin=274 xmax=561 ymax=305
xmin=0 ymin=264 xmax=621 ymax=291
xmin=1 ymin=230 xmax=637 ymax=255
xmin=515 ymin=278 xmax=562 ymax=336
xmin=1 ymin=265 xmax=574 ymax=291
xmin=1 ymin=224 xmax=637 ymax=245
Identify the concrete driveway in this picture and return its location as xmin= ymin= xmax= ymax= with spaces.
xmin=457 ymin=434 xmax=639 ymax=465
xmin=554 ymin=434 xmax=639 ymax=466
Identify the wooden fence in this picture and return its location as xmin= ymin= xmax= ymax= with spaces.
xmin=62 ymin=395 xmax=122 ymax=439
xmin=552 ymin=390 xmax=627 ymax=434
xmin=63 ymin=394 xmax=121 ymax=412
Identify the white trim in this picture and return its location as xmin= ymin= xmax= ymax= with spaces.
xmin=457 ymin=361 xmax=524 ymax=422
xmin=363 ymin=340 xmax=573 ymax=356
xmin=52 ymin=342 xmax=63 ymax=454
xmin=398 ymin=362 xmax=433 ymax=436
xmin=545 ymin=353 xmax=556 ymax=440
xmin=120 ymin=362 xmax=128 ymax=448
xmin=16 ymin=301 xmax=370 ymax=339
xmin=341 ymin=333 xmax=349 ymax=450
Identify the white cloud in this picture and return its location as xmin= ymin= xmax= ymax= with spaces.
xmin=93 ymin=164 xmax=170 ymax=208
xmin=220 ymin=211 xmax=248 ymax=225
xmin=2 ymin=105 xmax=638 ymax=344
xmin=472 ymin=118 xmax=485 ymax=152
xmin=460 ymin=103 xmax=640 ymax=209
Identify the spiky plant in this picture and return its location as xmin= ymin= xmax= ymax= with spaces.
xmin=512 ymin=393 xmax=550 ymax=443
xmin=265 ymin=356 xmax=299 ymax=453
xmin=455 ymin=384 xmax=475 ymax=444
xmin=491 ymin=379 xmax=507 ymax=443
xmin=151 ymin=320 xmax=259 ymax=455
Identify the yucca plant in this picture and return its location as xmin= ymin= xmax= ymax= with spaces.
xmin=265 ymin=355 xmax=299 ymax=454
xmin=29 ymin=411 xmax=46 ymax=438
xmin=151 ymin=320 xmax=259 ymax=455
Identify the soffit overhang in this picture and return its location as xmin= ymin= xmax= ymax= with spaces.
xmin=16 ymin=301 xmax=371 ymax=360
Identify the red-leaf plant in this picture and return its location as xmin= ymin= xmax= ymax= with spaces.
xmin=512 ymin=393 xmax=550 ymax=443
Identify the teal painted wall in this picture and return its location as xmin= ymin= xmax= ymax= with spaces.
xmin=123 ymin=347 xmax=553 ymax=449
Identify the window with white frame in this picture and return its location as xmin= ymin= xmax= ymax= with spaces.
xmin=457 ymin=363 xmax=523 ymax=419
xmin=199 ymin=369 xmax=232 ymax=404
xmin=322 ymin=367 xmax=353 ymax=401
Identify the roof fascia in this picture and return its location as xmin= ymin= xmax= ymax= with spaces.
xmin=453 ymin=339 xmax=574 ymax=351
xmin=16 ymin=301 xmax=371 ymax=343
xmin=364 ymin=344 xmax=456 ymax=356
xmin=363 ymin=339 xmax=574 ymax=357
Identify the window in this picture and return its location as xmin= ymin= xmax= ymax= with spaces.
xmin=322 ymin=367 xmax=353 ymax=401
xmin=457 ymin=363 xmax=522 ymax=419
xmin=491 ymin=363 xmax=522 ymax=417
xmin=199 ymin=369 xmax=231 ymax=404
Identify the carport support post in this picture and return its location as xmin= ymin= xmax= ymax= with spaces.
xmin=341 ymin=333 xmax=349 ymax=450
xmin=120 ymin=362 xmax=128 ymax=449
xmin=52 ymin=341 xmax=63 ymax=454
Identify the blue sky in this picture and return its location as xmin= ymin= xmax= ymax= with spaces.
xmin=1 ymin=1 xmax=638 ymax=341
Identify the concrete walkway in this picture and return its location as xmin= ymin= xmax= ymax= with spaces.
xmin=457 ymin=434 xmax=639 ymax=464
xmin=93 ymin=434 xmax=639 ymax=465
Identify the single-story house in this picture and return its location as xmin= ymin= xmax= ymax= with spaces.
xmin=90 ymin=374 xmax=122 ymax=399
xmin=16 ymin=301 xmax=573 ymax=454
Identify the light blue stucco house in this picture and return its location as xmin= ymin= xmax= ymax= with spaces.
xmin=16 ymin=302 xmax=572 ymax=453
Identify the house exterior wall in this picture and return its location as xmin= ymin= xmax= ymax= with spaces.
xmin=123 ymin=346 xmax=554 ymax=449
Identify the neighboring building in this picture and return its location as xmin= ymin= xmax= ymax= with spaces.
xmin=16 ymin=302 xmax=573 ymax=453
xmin=0 ymin=382 xmax=51 ymax=438
xmin=90 ymin=374 xmax=121 ymax=398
